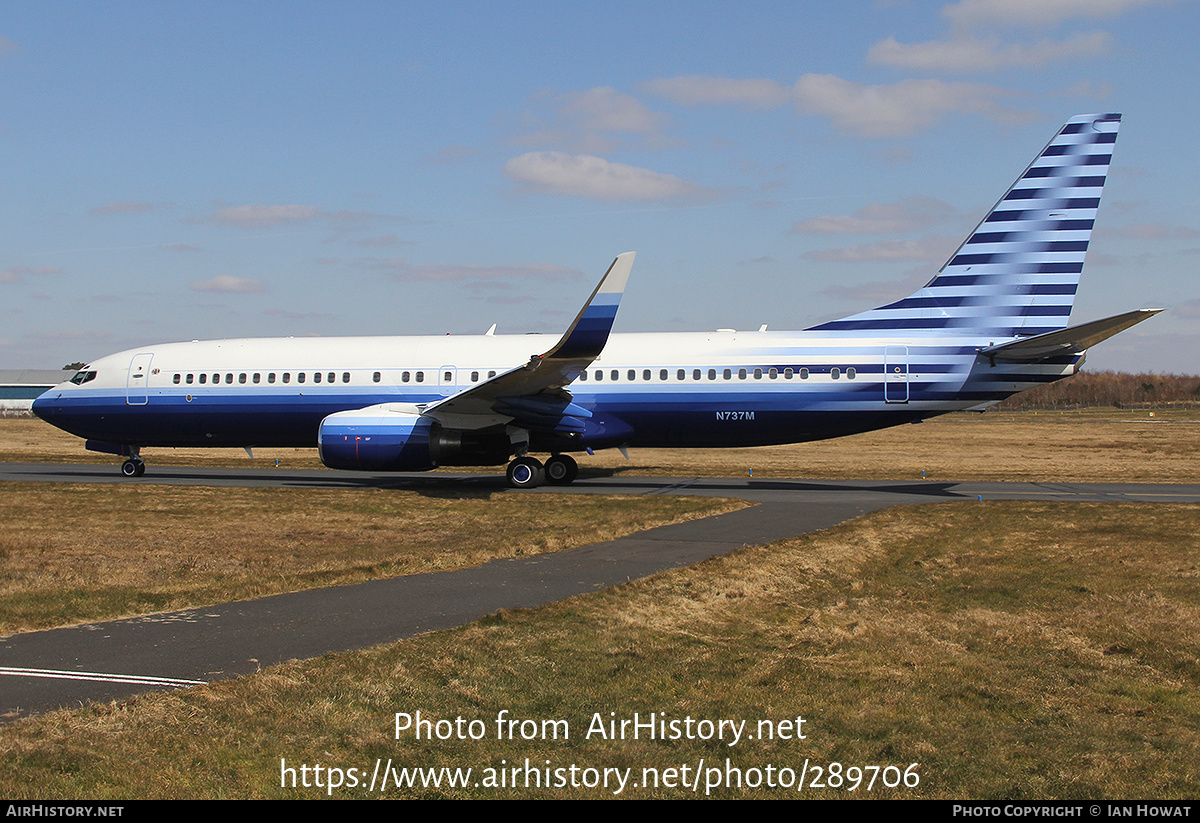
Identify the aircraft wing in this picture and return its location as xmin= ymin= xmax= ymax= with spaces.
xmin=980 ymin=308 xmax=1162 ymax=363
xmin=421 ymin=252 xmax=635 ymax=431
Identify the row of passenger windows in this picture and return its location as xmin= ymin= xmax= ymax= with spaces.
xmin=174 ymin=371 xmax=357 ymax=385
xmin=169 ymin=366 xmax=859 ymax=386
xmin=577 ymin=367 xmax=857 ymax=381
xmin=170 ymin=369 xmax=502 ymax=386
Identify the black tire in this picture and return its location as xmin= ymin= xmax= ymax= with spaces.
xmin=121 ymin=460 xmax=139 ymax=477
xmin=133 ymin=461 xmax=146 ymax=477
xmin=506 ymin=457 xmax=544 ymax=489
xmin=544 ymin=454 xmax=578 ymax=485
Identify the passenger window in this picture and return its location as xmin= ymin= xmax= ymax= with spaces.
xmin=212 ymin=374 xmax=219 ymax=384
xmin=693 ymin=369 xmax=701 ymax=381
xmin=173 ymin=374 xmax=181 ymax=384
xmin=677 ymin=369 xmax=685 ymax=380
xmin=373 ymin=372 xmax=381 ymax=383
xmin=471 ymin=371 xmax=479 ymax=382
xmin=628 ymin=370 xmax=636 ymax=381
xmin=708 ymin=369 xmax=716 ymax=380
xmin=314 ymin=372 xmax=322 ymax=383
xmin=847 ymin=367 xmax=856 ymax=380
xmin=199 ymin=374 xmax=207 ymax=384
xmin=225 ymin=373 xmax=233 ymax=384
xmin=595 ymin=370 xmax=603 ymax=381
xmin=753 ymin=368 xmax=762 ymax=379
xmin=800 ymin=368 xmax=809 ymax=380
xmin=416 ymin=372 xmax=424 ymax=382
xmin=268 ymin=373 xmax=276 ymax=384
xmin=253 ymin=373 xmax=261 ymax=384
xmin=238 ymin=373 xmax=247 ymax=384
xmin=328 ymin=372 xmax=335 ymax=383
xmin=444 ymin=371 xmax=453 ymax=383
xmin=186 ymin=374 xmax=194 ymax=384
xmin=283 ymin=373 xmax=290 ymax=383
xmin=723 ymin=369 xmax=732 ymax=380
xmin=831 ymin=368 xmax=841 ymax=380
xmin=342 ymin=372 xmax=350 ymax=383
xmin=611 ymin=370 xmax=618 ymax=381
xmin=784 ymin=368 xmax=793 ymax=380
xmin=768 ymin=368 xmax=777 ymax=379
xmin=488 ymin=370 xmax=496 ymax=378
xmin=401 ymin=372 xmax=410 ymax=383
xmin=579 ymin=371 xmax=587 ymax=381
xmin=298 ymin=373 xmax=306 ymax=384
xmin=646 ymin=370 xmax=655 ymax=381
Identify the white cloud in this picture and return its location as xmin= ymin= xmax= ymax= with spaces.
xmin=868 ymin=31 xmax=1110 ymax=71
xmin=558 ymin=87 xmax=669 ymax=133
xmin=356 ymin=257 xmax=580 ymax=284
xmin=1105 ymin=223 xmax=1200 ymax=240
xmin=821 ymin=272 xmax=931 ymax=303
xmin=944 ymin=0 xmax=1161 ymax=29
xmin=793 ymin=197 xmax=956 ymax=234
xmin=505 ymin=152 xmax=702 ymax=200
xmin=89 ymin=201 xmax=174 ymax=216
xmin=507 ymin=86 xmax=672 ymax=154
xmin=803 ymin=236 xmax=958 ymax=262
xmin=189 ymin=204 xmax=407 ymax=231
xmin=644 ymin=72 xmax=1025 ymax=137
xmin=201 ymin=204 xmax=320 ymax=228
xmin=353 ymin=234 xmax=411 ymax=248
xmin=642 ymin=75 xmax=792 ymax=108
xmin=189 ymin=275 xmax=266 ymax=293
xmin=0 ymin=265 xmax=62 ymax=283
xmin=793 ymin=74 xmax=1024 ymax=137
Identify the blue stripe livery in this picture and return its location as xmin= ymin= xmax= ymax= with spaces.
xmin=33 ymin=115 xmax=1160 ymax=487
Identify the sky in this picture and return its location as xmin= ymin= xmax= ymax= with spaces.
xmin=2 ymin=0 xmax=1197 ymax=373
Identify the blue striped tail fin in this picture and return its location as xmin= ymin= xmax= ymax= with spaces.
xmin=808 ymin=113 xmax=1121 ymax=337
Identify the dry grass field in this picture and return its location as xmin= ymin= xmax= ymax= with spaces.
xmin=2 ymin=501 xmax=1196 ymax=798
xmin=2 ymin=408 xmax=1198 ymax=483
xmin=1 ymin=412 xmax=1197 ymax=798
xmin=0 ymin=483 xmax=742 ymax=635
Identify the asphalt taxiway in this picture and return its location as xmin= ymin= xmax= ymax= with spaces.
xmin=3 ymin=462 xmax=1199 ymax=722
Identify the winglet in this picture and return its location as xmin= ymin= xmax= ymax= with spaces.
xmin=421 ymin=253 xmax=636 ymax=424
xmin=542 ymin=251 xmax=635 ymax=361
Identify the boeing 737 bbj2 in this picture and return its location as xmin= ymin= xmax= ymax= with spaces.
xmin=34 ymin=113 xmax=1159 ymax=487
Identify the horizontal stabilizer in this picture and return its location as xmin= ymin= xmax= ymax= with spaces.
xmin=981 ymin=308 xmax=1161 ymax=362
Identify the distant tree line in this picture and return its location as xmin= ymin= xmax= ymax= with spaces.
xmin=996 ymin=370 xmax=1200 ymax=410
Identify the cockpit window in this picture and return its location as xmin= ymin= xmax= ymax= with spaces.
xmin=69 ymin=370 xmax=97 ymax=385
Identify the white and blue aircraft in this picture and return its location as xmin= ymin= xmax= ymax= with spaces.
xmin=34 ymin=113 xmax=1158 ymax=487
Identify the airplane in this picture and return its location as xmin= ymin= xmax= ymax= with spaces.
xmin=33 ymin=113 xmax=1159 ymax=488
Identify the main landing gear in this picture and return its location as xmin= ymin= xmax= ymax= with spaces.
xmin=120 ymin=457 xmax=146 ymax=477
xmin=505 ymin=454 xmax=578 ymax=489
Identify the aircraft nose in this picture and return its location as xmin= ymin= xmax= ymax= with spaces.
xmin=31 ymin=389 xmax=59 ymax=424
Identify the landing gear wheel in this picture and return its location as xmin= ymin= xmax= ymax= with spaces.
xmin=506 ymin=456 xmax=544 ymax=489
xmin=121 ymin=459 xmax=145 ymax=477
xmin=544 ymin=454 xmax=578 ymax=485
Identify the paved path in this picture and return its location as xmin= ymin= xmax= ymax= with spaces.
xmin=3 ymin=463 xmax=1199 ymax=722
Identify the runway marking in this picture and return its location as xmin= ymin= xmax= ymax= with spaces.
xmin=0 ymin=666 xmax=206 ymax=688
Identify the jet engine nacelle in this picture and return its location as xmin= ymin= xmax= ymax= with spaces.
xmin=317 ymin=404 xmax=512 ymax=472
xmin=318 ymin=404 xmax=436 ymax=471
